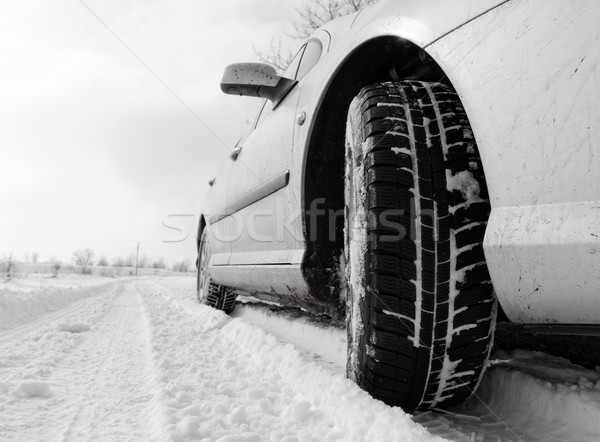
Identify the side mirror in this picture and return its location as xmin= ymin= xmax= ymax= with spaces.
xmin=220 ymin=63 xmax=296 ymax=106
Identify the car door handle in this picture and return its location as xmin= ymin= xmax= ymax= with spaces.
xmin=230 ymin=146 xmax=242 ymax=161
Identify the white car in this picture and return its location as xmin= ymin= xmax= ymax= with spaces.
xmin=197 ymin=0 xmax=600 ymax=412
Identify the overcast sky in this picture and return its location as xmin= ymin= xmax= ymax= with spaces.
xmin=0 ymin=0 xmax=304 ymax=266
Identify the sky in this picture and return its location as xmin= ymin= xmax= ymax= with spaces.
xmin=0 ymin=0 xmax=303 ymax=266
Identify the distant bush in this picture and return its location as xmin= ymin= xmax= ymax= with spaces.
xmin=140 ymin=254 xmax=151 ymax=268
xmin=100 ymin=269 xmax=115 ymax=277
xmin=171 ymin=260 xmax=190 ymax=273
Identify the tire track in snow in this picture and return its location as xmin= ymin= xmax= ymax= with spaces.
xmin=0 ymin=281 xmax=156 ymax=441
xmin=58 ymin=286 xmax=156 ymax=441
xmin=0 ymin=284 xmax=121 ymax=440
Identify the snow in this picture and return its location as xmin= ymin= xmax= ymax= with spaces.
xmin=144 ymin=278 xmax=439 ymax=441
xmin=57 ymin=323 xmax=91 ymax=333
xmin=1 ymin=275 xmax=600 ymax=440
xmin=0 ymin=276 xmax=117 ymax=331
xmin=232 ymin=302 xmax=346 ymax=370
xmin=344 ymin=95 xmax=370 ymax=376
xmin=0 ymin=276 xmax=438 ymax=441
xmin=397 ymin=93 xmax=424 ymax=350
xmin=432 ymin=356 xmax=461 ymax=404
xmin=445 ymin=170 xmax=482 ymax=207
xmin=14 ymin=380 xmax=50 ymax=398
xmin=0 ymin=274 xmax=111 ymax=293
xmin=391 ymin=146 xmax=411 ymax=155
xmin=458 ymin=350 xmax=600 ymax=441
xmin=383 ymin=309 xmax=415 ymax=324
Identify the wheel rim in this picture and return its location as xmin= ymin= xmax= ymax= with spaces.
xmin=197 ymin=233 xmax=211 ymax=302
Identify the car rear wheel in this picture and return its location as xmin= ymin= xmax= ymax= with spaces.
xmin=344 ymin=81 xmax=496 ymax=411
xmin=197 ymin=230 xmax=237 ymax=314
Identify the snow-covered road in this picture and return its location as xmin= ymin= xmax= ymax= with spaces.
xmin=1 ymin=277 xmax=600 ymax=441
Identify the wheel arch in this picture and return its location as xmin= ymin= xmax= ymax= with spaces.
xmin=300 ymin=35 xmax=449 ymax=306
xmin=196 ymin=215 xmax=207 ymax=254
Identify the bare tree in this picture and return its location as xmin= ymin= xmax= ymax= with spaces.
xmin=72 ymin=249 xmax=95 ymax=275
xmin=49 ymin=257 xmax=61 ymax=278
xmin=124 ymin=254 xmax=136 ymax=268
xmin=292 ymin=0 xmax=376 ymax=39
xmin=152 ymin=257 xmax=166 ymax=270
xmin=255 ymin=0 xmax=377 ymax=70
xmin=255 ymin=39 xmax=296 ymax=73
xmin=97 ymin=255 xmax=109 ymax=267
xmin=1 ymin=252 xmax=16 ymax=281
xmin=31 ymin=251 xmax=39 ymax=264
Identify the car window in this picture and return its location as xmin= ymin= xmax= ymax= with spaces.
xmin=253 ymin=47 xmax=304 ymax=128
xmin=282 ymin=44 xmax=306 ymax=80
xmin=254 ymin=99 xmax=270 ymax=129
xmin=296 ymin=39 xmax=323 ymax=81
xmin=254 ymin=42 xmax=319 ymax=129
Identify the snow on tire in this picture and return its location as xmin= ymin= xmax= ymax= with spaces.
xmin=197 ymin=230 xmax=237 ymax=314
xmin=344 ymin=81 xmax=497 ymax=412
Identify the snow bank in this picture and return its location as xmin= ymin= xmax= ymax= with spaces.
xmin=0 ymin=274 xmax=110 ymax=293
xmin=222 ymin=312 xmax=442 ymax=441
xmin=144 ymin=278 xmax=443 ymax=442
xmin=0 ymin=278 xmax=116 ymax=331
xmin=232 ymin=303 xmax=347 ymax=370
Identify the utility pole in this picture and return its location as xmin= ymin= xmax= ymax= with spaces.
xmin=135 ymin=241 xmax=139 ymax=276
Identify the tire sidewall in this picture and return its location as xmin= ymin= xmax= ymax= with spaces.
xmin=197 ymin=230 xmax=210 ymax=304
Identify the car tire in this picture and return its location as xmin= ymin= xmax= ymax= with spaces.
xmin=197 ymin=230 xmax=237 ymax=314
xmin=344 ymin=81 xmax=496 ymax=412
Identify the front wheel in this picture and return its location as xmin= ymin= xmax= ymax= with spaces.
xmin=344 ymin=81 xmax=496 ymax=412
xmin=197 ymin=229 xmax=237 ymax=314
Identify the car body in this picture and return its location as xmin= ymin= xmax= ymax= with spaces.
xmin=200 ymin=0 xmax=600 ymax=327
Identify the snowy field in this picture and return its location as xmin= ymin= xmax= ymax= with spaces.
xmin=1 ymin=276 xmax=600 ymax=441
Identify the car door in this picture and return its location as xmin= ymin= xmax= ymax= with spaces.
xmin=202 ymin=137 xmax=246 ymax=267
xmin=224 ymin=46 xmax=308 ymax=268
xmin=209 ymin=38 xmax=328 ymax=294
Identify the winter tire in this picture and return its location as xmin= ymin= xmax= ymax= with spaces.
xmin=344 ymin=81 xmax=496 ymax=412
xmin=197 ymin=230 xmax=237 ymax=314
